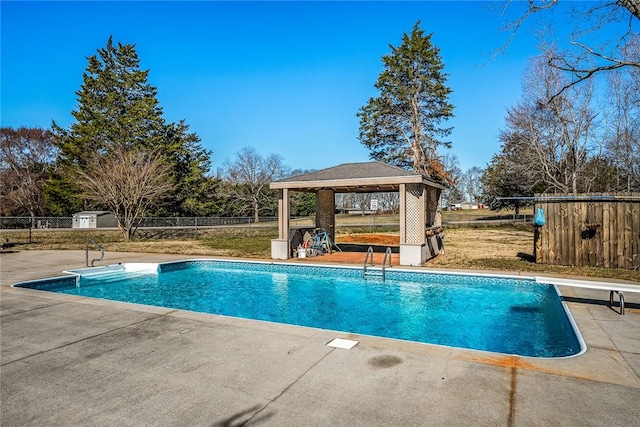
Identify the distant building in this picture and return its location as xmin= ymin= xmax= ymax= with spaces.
xmin=461 ymin=202 xmax=486 ymax=210
xmin=335 ymin=207 xmax=375 ymax=215
xmin=72 ymin=211 xmax=118 ymax=229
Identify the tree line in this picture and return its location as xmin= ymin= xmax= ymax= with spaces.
xmin=0 ymin=123 xmax=316 ymax=235
xmin=0 ymin=38 xmax=316 ymax=239
xmin=479 ymin=45 xmax=640 ymax=211
xmin=2 ymin=24 xmax=455 ymax=239
xmin=477 ymin=0 xmax=640 ymax=211
xmin=2 ymin=6 xmax=638 ymax=236
xmin=439 ymin=41 xmax=640 ymax=211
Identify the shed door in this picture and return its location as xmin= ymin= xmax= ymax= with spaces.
xmin=79 ymin=216 xmax=92 ymax=228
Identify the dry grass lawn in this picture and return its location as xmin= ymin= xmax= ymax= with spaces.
xmin=336 ymin=226 xmax=639 ymax=282
xmin=2 ymin=224 xmax=638 ymax=282
xmin=430 ymin=227 xmax=532 ymax=267
xmin=335 ymin=227 xmax=532 ymax=267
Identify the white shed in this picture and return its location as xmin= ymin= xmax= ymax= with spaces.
xmin=72 ymin=211 xmax=118 ymax=229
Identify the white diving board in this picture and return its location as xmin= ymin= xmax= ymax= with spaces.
xmin=536 ymin=277 xmax=640 ymax=315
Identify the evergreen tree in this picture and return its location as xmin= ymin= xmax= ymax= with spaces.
xmin=480 ymin=134 xmax=545 ymax=213
xmin=158 ymin=120 xmax=214 ymax=216
xmin=48 ymin=36 xmax=212 ymax=216
xmin=288 ymin=169 xmax=316 ymax=216
xmin=357 ymin=21 xmax=454 ymax=181
xmin=480 ymin=154 xmax=533 ymax=214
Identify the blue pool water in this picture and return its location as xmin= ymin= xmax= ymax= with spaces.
xmin=16 ymin=260 xmax=583 ymax=357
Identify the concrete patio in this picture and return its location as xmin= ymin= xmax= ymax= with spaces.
xmin=1 ymin=250 xmax=639 ymax=426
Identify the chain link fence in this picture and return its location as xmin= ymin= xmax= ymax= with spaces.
xmin=137 ymin=217 xmax=279 ymax=228
xmin=0 ymin=216 xmax=280 ymax=230
xmin=0 ymin=214 xmax=531 ymax=250
xmin=442 ymin=213 xmax=530 ymax=225
xmin=0 ymin=217 xmax=73 ymax=229
xmin=1 ymin=214 xmax=531 ymax=230
xmin=0 ymin=216 xmax=282 ymax=248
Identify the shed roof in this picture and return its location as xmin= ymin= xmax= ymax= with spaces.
xmin=271 ymin=161 xmax=445 ymax=193
xmin=73 ymin=211 xmax=114 ymax=216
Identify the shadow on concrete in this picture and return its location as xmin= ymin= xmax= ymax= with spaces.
xmin=211 ymin=404 xmax=275 ymax=427
xmin=562 ymin=296 xmax=640 ymax=312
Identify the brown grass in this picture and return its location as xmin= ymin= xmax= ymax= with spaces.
xmin=2 ymin=224 xmax=638 ymax=282
xmin=336 ymin=226 xmax=639 ymax=282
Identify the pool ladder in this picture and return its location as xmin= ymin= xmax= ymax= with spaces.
xmin=86 ymin=239 xmax=104 ymax=267
xmin=363 ymin=246 xmax=392 ymax=281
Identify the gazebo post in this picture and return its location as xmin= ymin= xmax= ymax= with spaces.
xmin=271 ymin=188 xmax=290 ymax=259
xmin=435 ymin=190 xmax=442 ymax=227
xmin=315 ymin=189 xmax=336 ymax=242
xmin=399 ymin=183 xmax=427 ymax=266
xmin=399 ymin=183 xmax=407 ymax=244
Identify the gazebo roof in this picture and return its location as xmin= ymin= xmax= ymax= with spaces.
xmin=271 ymin=161 xmax=445 ymax=193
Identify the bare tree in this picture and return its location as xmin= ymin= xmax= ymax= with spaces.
xmin=219 ymin=147 xmax=286 ymax=222
xmin=77 ymin=147 xmax=172 ymax=240
xmin=460 ymin=166 xmax=485 ymax=202
xmin=337 ymin=192 xmax=398 ymax=214
xmin=353 ymin=193 xmax=373 ymax=216
xmin=440 ymin=153 xmax=463 ymax=208
xmin=601 ymin=64 xmax=640 ymax=191
xmin=335 ymin=193 xmax=353 ymax=211
xmin=377 ymin=192 xmax=400 ymax=214
xmin=500 ymin=55 xmax=598 ymax=194
xmin=501 ymin=0 xmax=639 ymax=100
xmin=0 ymin=127 xmax=57 ymax=220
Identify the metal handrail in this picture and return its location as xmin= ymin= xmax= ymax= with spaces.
xmin=364 ymin=246 xmax=393 ymax=281
xmin=610 ymin=290 xmax=626 ymax=315
xmin=381 ymin=247 xmax=393 ymax=281
xmin=363 ymin=246 xmax=375 ymax=277
xmin=86 ymin=239 xmax=104 ymax=267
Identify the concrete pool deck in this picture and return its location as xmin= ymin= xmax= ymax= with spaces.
xmin=1 ymin=250 xmax=639 ymax=426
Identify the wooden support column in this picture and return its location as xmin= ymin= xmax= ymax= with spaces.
xmin=435 ymin=189 xmax=442 ymax=227
xmin=399 ymin=183 xmax=428 ymax=266
xmin=278 ymin=188 xmax=290 ymax=239
xmin=315 ymin=189 xmax=336 ymax=242
xmin=271 ymin=188 xmax=290 ymax=259
xmin=418 ymin=184 xmax=426 ymax=243
xmin=399 ymin=183 xmax=407 ymax=244
xmin=426 ymin=186 xmax=442 ymax=227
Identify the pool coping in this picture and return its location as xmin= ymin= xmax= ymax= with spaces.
xmin=3 ymin=278 xmax=638 ymax=387
xmin=5 ymin=253 xmax=638 ymax=385
xmin=12 ymin=257 xmax=587 ymax=359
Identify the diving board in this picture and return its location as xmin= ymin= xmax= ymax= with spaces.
xmin=537 ymin=276 xmax=640 ymax=315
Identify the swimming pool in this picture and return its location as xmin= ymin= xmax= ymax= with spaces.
xmin=14 ymin=260 xmax=584 ymax=358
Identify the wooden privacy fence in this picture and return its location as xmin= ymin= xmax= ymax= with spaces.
xmin=534 ymin=193 xmax=640 ymax=269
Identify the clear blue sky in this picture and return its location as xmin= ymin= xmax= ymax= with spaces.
xmin=2 ymin=1 xmax=547 ymax=174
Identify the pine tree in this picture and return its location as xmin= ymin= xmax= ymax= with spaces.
xmin=357 ymin=21 xmax=454 ymax=181
xmin=57 ymin=37 xmax=165 ymax=154
xmin=48 ymin=36 xmax=212 ymax=216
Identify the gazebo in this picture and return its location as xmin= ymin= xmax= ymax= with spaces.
xmin=270 ymin=161 xmax=445 ymax=266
